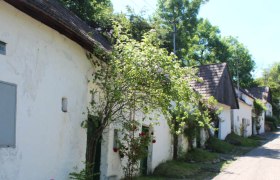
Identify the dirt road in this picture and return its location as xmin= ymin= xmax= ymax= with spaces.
xmin=214 ymin=131 xmax=280 ymax=180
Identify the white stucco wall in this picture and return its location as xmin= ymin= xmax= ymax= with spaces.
xmin=259 ymin=112 xmax=265 ymax=134
xmin=100 ymin=112 xmax=173 ymax=180
xmin=265 ymin=102 xmax=273 ymax=117
xmin=178 ymin=135 xmax=189 ymax=156
xmin=253 ymin=112 xmax=265 ymax=135
xmin=218 ymin=104 xmax=231 ymax=140
xmin=0 ymin=2 xmax=94 ymax=179
xmin=232 ymin=100 xmax=253 ymax=137
xmin=100 ymin=125 xmax=123 ymax=180
xmin=199 ymin=128 xmax=209 ymax=147
xmin=150 ymin=115 xmax=173 ymax=171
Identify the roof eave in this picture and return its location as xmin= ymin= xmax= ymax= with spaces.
xmin=4 ymin=0 xmax=111 ymax=53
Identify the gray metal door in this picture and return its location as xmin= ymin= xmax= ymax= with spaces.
xmin=0 ymin=81 xmax=16 ymax=147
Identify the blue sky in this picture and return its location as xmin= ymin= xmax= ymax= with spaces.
xmin=111 ymin=0 xmax=280 ymax=78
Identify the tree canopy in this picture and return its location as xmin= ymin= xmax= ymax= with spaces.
xmin=256 ymin=63 xmax=280 ymax=117
xmin=83 ymin=21 xmax=215 ymax=174
xmin=60 ymin=0 xmax=113 ymax=31
xmin=218 ymin=36 xmax=255 ymax=88
xmin=154 ymin=0 xmax=208 ymax=60
xmin=186 ymin=19 xmax=225 ymax=65
xmin=153 ymin=0 xmax=255 ymax=87
xmin=60 ymin=0 xmax=256 ymax=88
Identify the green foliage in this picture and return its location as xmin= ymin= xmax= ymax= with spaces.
xmin=146 ymin=159 xmax=229 ymax=180
xmin=220 ymin=37 xmax=255 ymax=88
xmin=126 ymin=8 xmax=152 ymax=41
xmin=206 ymin=137 xmax=234 ymax=153
xmin=183 ymin=123 xmax=200 ymax=149
xmin=265 ymin=116 xmax=278 ymax=131
xmin=253 ymin=99 xmax=267 ymax=116
xmin=69 ymin=163 xmax=96 ymax=180
xmin=111 ymin=24 xmax=212 ymax=134
xmin=256 ymin=63 xmax=280 ymax=117
xmin=153 ymin=160 xmax=200 ymax=178
xmin=154 ymin=0 xmax=208 ymax=62
xmin=182 ymin=103 xmax=219 ymax=149
xmin=172 ymin=97 xmax=217 ymax=135
xmin=248 ymin=135 xmax=266 ymax=141
xmin=136 ymin=177 xmax=163 ymax=180
xmin=60 ymin=0 xmax=113 ymax=31
xmin=113 ymin=11 xmax=152 ymax=42
xmin=225 ymin=133 xmax=260 ymax=147
xmin=185 ymin=148 xmax=218 ymax=162
xmin=117 ymin=120 xmax=154 ymax=179
xmin=187 ymin=19 xmax=224 ymax=65
xmin=188 ymin=32 xmax=256 ymax=88
xmin=85 ymin=22 xmax=212 ymax=176
xmin=154 ymin=0 xmax=255 ymax=87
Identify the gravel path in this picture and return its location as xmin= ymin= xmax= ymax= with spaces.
xmin=214 ymin=131 xmax=280 ymax=180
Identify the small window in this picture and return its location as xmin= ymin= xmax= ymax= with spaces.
xmin=113 ymin=129 xmax=121 ymax=153
xmin=62 ymin=97 xmax=68 ymax=112
xmin=113 ymin=129 xmax=119 ymax=149
xmin=0 ymin=41 xmax=6 ymax=55
xmin=0 ymin=81 xmax=17 ymax=147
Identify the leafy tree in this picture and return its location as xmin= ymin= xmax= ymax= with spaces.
xmin=113 ymin=9 xmax=152 ymax=42
xmin=154 ymin=0 xmax=255 ymax=87
xmin=60 ymin=0 xmax=113 ymax=31
xmin=60 ymin=0 xmax=152 ymax=42
xmin=154 ymin=0 xmax=208 ymax=64
xmin=126 ymin=8 xmax=153 ymax=41
xmin=187 ymin=19 xmax=226 ymax=65
xmin=84 ymin=24 xmax=213 ymax=176
xmin=154 ymin=0 xmax=211 ymax=159
xmin=220 ymin=36 xmax=255 ymax=88
xmin=253 ymin=99 xmax=267 ymax=117
xmin=186 ymin=20 xmax=255 ymax=87
xmin=117 ymin=120 xmax=155 ymax=179
xmin=256 ymin=63 xmax=280 ymax=117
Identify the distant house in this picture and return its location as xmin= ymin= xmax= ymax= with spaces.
xmin=249 ymin=86 xmax=273 ymax=117
xmin=249 ymin=86 xmax=273 ymax=134
xmin=191 ymin=63 xmax=239 ymax=140
xmin=232 ymin=88 xmax=255 ymax=137
xmin=0 ymin=0 xmax=110 ymax=179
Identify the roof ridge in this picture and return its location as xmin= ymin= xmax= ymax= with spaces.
xmin=195 ymin=62 xmax=227 ymax=68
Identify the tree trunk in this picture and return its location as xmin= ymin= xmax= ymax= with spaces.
xmin=86 ymin=137 xmax=98 ymax=166
xmin=196 ymin=128 xmax=201 ymax=148
xmin=173 ymin=119 xmax=179 ymax=160
xmin=173 ymin=133 xmax=178 ymax=160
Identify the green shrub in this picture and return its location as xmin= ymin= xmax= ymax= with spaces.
xmin=265 ymin=121 xmax=275 ymax=131
xmin=69 ymin=163 xmax=97 ymax=180
xmin=265 ymin=116 xmax=278 ymax=131
xmin=253 ymin=99 xmax=267 ymax=116
xmin=249 ymin=135 xmax=266 ymax=141
xmin=206 ymin=137 xmax=234 ymax=153
xmin=153 ymin=161 xmax=200 ymax=178
xmin=136 ymin=177 xmax=163 ymax=180
xmin=186 ymin=148 xmax=218 ymax=162
xmin=225 ymin=133 xmax=260 ymax=147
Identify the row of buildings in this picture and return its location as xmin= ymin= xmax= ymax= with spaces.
xmin=0 ymin=1 xmax=272 ymax=179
